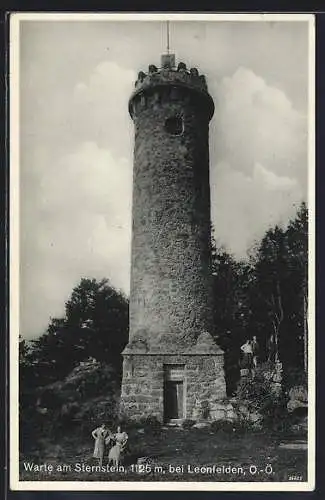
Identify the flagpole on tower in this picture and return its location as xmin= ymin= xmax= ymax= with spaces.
xmin=166 ymin=20 xmax=170 ymax=54
xmin=161 ymin=20 xmax=175 ymax=69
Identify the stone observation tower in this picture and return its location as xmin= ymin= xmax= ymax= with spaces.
xmin=120 ymin=52 xmax=227 ymax=423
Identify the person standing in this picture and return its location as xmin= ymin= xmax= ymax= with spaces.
xmin=114 ymin=425 xmax=128 ymax=452
xmin=267 ymin=334 xmax=276 ymax=363
xmin=251 ymin=335 xmax=259 ymax=368
xmin=240 ymin=339 xmax=253 ymax=373
xmin=92 ymin=423 xmax=111 ymax=467
xmin=107 ymin=425 xmax=129 ymax=467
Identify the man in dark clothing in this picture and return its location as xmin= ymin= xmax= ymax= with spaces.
xmin=252 ymin=335 xmax=259 ymax=368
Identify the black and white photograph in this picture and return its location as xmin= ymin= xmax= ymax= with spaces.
xmin=10 ymin=13 xmax=315 ymax=491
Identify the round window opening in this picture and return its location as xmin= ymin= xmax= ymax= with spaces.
xmin=165 ymin=116 xmax=184 ymax=136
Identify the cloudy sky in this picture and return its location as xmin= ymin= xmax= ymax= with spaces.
xmin=17 ymin=15 xmax=311 ymax=339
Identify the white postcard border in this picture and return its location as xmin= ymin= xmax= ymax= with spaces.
xmin=9 ymin=12 xmax=316 ymax=492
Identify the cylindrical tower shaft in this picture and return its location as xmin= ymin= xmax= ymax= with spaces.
xmin=128 ymin=58 xmax=215 ymax=350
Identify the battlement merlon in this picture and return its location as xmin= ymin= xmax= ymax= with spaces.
xmin=128 ymin=54 xmax=215 ymax=121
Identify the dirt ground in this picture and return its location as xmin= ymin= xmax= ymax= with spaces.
xmin=19 ymin=425 xmax=307 ymax=483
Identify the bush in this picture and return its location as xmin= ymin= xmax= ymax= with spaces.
xmin=234 ymin=419 xmax=255 ymax=434
xmin=73 ymin=397 xmax=118 ymax=435
xmin=236 ymin=367 xmax=289 ymax=433
xmin=210 ymin=419 xmax=235 ymax=434
xmin=20 ymin=362 xmax=121 ymax=453
xmin=138 ymin=415 xmax=162 ymax=433
xmin=210 ymin=418 xmax=256 ymax=436
xmin=182 ymin=419 xmax=196 ymax=429
xmin=284 ymin=366 xmax=308 ymax=390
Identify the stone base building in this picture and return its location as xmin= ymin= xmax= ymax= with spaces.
xmin=120 ymin=332 xmax=228 ymax=423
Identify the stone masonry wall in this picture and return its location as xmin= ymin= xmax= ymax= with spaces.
xmin=120 ymin=353 xmax=227 ymax=422
xmin=129 ymin=86 xmax=214 ymax=350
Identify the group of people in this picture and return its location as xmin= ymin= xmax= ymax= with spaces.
xmin=92 ymin=424 xmax=128 ymax=467
xmin=240 ymin=336 xmax=259 ymax=374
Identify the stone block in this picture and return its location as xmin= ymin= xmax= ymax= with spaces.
xmin=193 ymin=422 xmax=210 ymax=429
xmin=210 ymin=408 xmax=227 ymax=420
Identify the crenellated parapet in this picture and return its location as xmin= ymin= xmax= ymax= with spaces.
xmin=134 ymin=62 xmax=208 ymax=92
xmin=129 ymin=54 xmax=214 ymax=120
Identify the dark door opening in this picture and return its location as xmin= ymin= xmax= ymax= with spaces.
xmin=164 ymin=380 xmax=184 ymax=421
xmin=163 ymin=364 xmax=185 ymax=422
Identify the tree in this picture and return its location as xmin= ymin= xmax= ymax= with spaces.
xmin=247 ymin=203 xmax=308 ymax=375
xmin=211 ymin=242 xmax=250 ymax=395
xmin=19 ymin=335 xmax=36 ymax=398
xmin=30 ymin=278 xmax=129 ymax=384
xmin=250 ymin=226 xmax=286 ymax=363
xmin=284 ymin=203 xmax=308 ymax=372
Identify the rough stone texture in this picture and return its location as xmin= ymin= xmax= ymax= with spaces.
xmin=120 ymin=351 xmax=227 ymax=422
xmin=130 ymin=63 xmax=213 ymax=118
xmin=287 ymin=385 xmax=308 ymax=413
xmin=133 ymin=65 xmax=208 ymax=91
xmin=129 ymin=68 xmax=214 ymax=350
xmin=120 ymin=61 xmax=227 ymax=422
xmin=263 ymin=361 xmax=283 ymax=395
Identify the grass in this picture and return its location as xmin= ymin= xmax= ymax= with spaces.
xmin=19 ymin=425 xmax=307 ymax=483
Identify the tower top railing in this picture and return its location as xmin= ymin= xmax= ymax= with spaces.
xmin=129 ymin=54 xmax=214 ymax=121
xmin=132 ymin=55 xmax=209 ymax=94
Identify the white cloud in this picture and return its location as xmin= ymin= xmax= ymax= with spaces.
xmin=211 ymin=161 xmax=303 ymax=258
xmin=211 ymin=67 xmax=307 ymax=184
xmin=71 ymin=61 xmax=136 ymax=158
xmin=253 ymin=162 xmax=297 ymax=190
xmin=21 ymin=59 xmax=137 ymax=338
xmin=20 ymin=141 xmax=132 ymax=338
xmin=209 ymin=67 xmax=306 ymax=257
